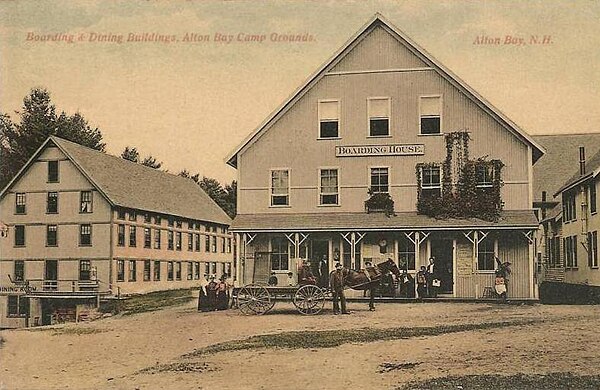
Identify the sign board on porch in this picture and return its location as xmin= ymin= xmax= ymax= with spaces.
xmin=336 ymin=144 xmax=425 ymax=157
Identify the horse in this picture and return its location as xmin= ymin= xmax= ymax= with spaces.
xmin=329 ymin=258 xmax=402 ymax=311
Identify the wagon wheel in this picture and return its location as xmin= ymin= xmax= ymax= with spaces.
xmin=236 ymin=284 xmax=272 ymax=315
xmin=293 ymin=285 xmax=325 ymax=315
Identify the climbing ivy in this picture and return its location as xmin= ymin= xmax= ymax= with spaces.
xmin=416 ymin=131 xmax=504 ymax=221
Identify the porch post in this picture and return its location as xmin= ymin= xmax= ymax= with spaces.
xmin=351 ymin=232 xmax=356 ymax=269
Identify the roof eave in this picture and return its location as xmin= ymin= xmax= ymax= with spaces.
xmin=1 ymin=137 xmax=53 ymax=199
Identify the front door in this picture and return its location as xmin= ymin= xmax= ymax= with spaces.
xmin=45 ymin=260 xmax=58 ymax=290
xmin=430 ymin=240 xmax=454 ymax=294
xmin=312 ymin=240 xmax=329 ymax=287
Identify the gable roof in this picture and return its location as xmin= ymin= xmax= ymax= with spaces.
xmin=554 ymin=145 xmax=600 ymax=196
xmin=1 ymin=137 xmax=232 ymax=226
xmin=225 ymin=13 xmax=545 ymax=168
xmin=531 ymin=133 xmax=600 ymax=199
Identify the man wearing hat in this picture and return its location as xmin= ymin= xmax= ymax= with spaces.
xmin=330 ymin=262 xmax=350 ymax=315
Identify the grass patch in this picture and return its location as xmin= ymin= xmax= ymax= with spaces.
xmin=51 ymin=327 xmax=108 ymax=336
xmin=183 ymin=319 xmax=538 ymax=358
xmin=379 ymin=361 xmax=422 ymax=373
xmin=139 ymin=361 xmax=219 ymax=375
xmin=396 ymin=373 xmax=600 ymax=390
xmin=118 ymin=288 xmax=194 ymax=316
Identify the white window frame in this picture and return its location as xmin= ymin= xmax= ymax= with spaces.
xmin=420 ymin=165 xmax=442 ymax=196
xmin=476 ymin=237 xmax=498 ymax=272
xmin=269 ymin=168 xmax=291 ymax=207
xmin=317 ymin=99 xmax=341 ymax=139
xmin=269 ymin=236 xmax=290 ymax=272
xmin=80 ymin=191 xmax=93 ymax=213
xmin=318 ymin=167 xmax=340 ymax=206
xmin=475 ymin=164 xmax=494 ymax=188
xmin=418 ymin=94 xmax=443 ymax=136
xmin=367 ymin=97 xmax=391 ymax=138
xmin=369 ymin=166 xmax=390 ymax=194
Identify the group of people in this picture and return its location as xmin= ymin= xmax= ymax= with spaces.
xmin=198 ymin=273 xmax=232 ymax=312
xmin=415 ymin=256 xmax=444 ymax=299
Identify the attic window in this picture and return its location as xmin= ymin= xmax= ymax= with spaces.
xmin=368 ymin=97 xmax=390 ymax=137
xmin=419 ymin=96 xmax=441 ymax=135
xmin=318 ymin=100 xmax=339 ymax=138
xmin=47 ymin=160 xmax=59 ymax=183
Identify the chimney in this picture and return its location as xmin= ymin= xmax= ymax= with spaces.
xmin=580 ymin=146 xmax=586 ymax=175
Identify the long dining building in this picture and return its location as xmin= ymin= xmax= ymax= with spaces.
xmin=226 ymin=14 xmax=545 ymax=299
xmin=0 ymin=136 xmax=233 ymax=328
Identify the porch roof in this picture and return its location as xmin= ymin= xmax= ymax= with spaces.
xmin=231 ymin=210 xmax=539 ymax=232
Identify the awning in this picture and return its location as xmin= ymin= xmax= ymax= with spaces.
xmin=231 ymin=210 xmax=539 ymax=232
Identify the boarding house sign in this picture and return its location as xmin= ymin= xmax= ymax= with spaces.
xmin=335 ymin=144 xmax=425 ymax=157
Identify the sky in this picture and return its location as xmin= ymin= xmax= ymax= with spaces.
xmin=1 ymin=0 xmax=599 ymax=183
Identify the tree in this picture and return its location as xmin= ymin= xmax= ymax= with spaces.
xmin=121 ymin=146 xmax=162 ymax=169
xmin=0 ymin=88 xmax=105 ymax=188
xmin=178 ymin=171 xmax=236 ymax=218
xmin=223 ymin=180 xmax=237 ymax=218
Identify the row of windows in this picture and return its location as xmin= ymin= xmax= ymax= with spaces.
xmin=116 ymin=224 xmax=232 ymax=253
xmin=14 ymin=191 xmax=93 ymax=215
xmin=115 ymin=259 xmax=232 ymax=282
xmin=267 ymin=236 xmax=498 ymax=272
xmin=12 ymin=259 xmax=96 ymax=283
xmin=13 ymin=224 xmax=92 ymax=247
xmin=269 ymin=165 xmax=494 ymax=207
xmin=563 ymin=182 xmax=598 ymax=224
xmin=116 ymin=208 xmax=228 ymax=234
xmin=317 ymin=96 xmax=442 ymax=139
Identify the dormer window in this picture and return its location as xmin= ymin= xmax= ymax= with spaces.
xmin=318 ymin=100 xmax=340 ymax=138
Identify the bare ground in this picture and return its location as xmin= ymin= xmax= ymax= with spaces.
xmin=1 ymin=298 xmax=599 ymax=390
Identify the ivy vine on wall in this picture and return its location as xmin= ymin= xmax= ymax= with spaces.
xmin=416 ymin=131 xmax=504 ymax=221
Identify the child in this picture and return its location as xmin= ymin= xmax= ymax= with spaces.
xmin=268 ymin=272 xmax=278 ymax=286
xmin=286 ymin=272 xmax=295 ymax=286
xmin=416 ymin=266 xmax=427 ymax=299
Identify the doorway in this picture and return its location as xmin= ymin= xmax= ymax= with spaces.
xmin=430 ymin=239 xmax=454 ymax=294
xmin=45 ymin=260 xmax=58 ymax=291
xmin=312 ymin=240 xmax=329 ymax=288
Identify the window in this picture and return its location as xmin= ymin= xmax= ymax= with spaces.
xmin=205 ymin=234 xmax=211 ymax=252
xmin=15 ymin=225 xmax=25 ymax=246
xmin=117 ymin=224 xmax=125 ymax=246
xmin=176 ymin=220 xmax=182 ymax=228
xmin=80 ymin=224 xmax=92 ymax=246
xmin=221 ymin=237 xmax=226 ymax=253
xmin=318 ymin=100 xmax=339 ymax=138
xmin=398 ymin=236 xmax=416 ymax=271
xmin=176 ymin=262 xmax=182 ymax=280
xmin=144 ymin=228 xmax=151 ymax=248
xmin=118 ymin=209 xmax=126 ymax=220
xmin=168 ymin=231 xmax=174 ymax=250
xmin=188 ymin=233 xmax=193 ymax=251
xmin=144 ymin=260 xmax=151 ymax=281
xmin=590 ymin=181 xmax=597 ymax=214
xmin=80 ymin=191 xmax=93 ymax=213
xmin=477 ymin=238 xmax=495 ymax=271
xmin=367 ymin=97 xmax=390 ymax=137
xmin=154 ymin=215 xmax=161 ymax=225
xmin=79 ymin=260 xmax=91 ymax=281
xmin=129 ymin=260 xmax=136 ymax=281
xmin=419 ymin=96 xmax=441 ymax=135
xmin=128 ymin=210 xmax=136 ymax=222
xmin=271 ymin=237 xmax=289 ymax=271
xmin=319 ymin=168 xmax=339 ymax=205
xmin=176 ymin=232 xmax=182 ymax=251
xmin=588 ymin=231 xmax=598 ymax=268
xmin=153 ymin=261 xmax=161 ymax=280
xmin=195 ymin=233 xmax=201 ymax=252
xmin=476 ymin=164 xmax=494 ymax=188
xmin=211 ymin=236 xmax=217 ymax=253
xmin=167 ymin=261 xmax=174 ymax=280
xmin=7 ymin=295 xmax=28 ymax=317
xmin=47 ymin=192 xmax=58 ymax=213
xmin=225 ymin=262 xmax=232 ymax=277
xmin=370 ymin=167 xmax=389 ymax=194
xmin=420 ymin=166 xmax=441 ymax=198
xmin=47 ymin=160 xmax=59 ymax=182
xmin=15 ymin=193 xmax=26 ymax=214
xmin=547 ymin=236 xmax=561 ymax=268
xmin=129 ymin=226 xmax=136 ymax=247
xmin=194 ymin=262 xmax=200 ymax=279
xmin=187 ymin=262 xmax=193 ymax=280
xmin=144 ymin=213 xmax=151 ymax=223
xmin=117 ymin=260 xmax=125 ymax=281
xmin=210 ymin=262 xmax=217 ymax=276
xmin=270 ymin=169 xmax=290 ymax=206
xmin=168 ymin=216 xmax=174 ymax=227
xmin=562 ymin=191 xmax=577 ymax=222
xmin=227 ymin=238 xmax=232 ymax=253
xmin=47 ymin=225 xmax=58 ymax=247
xmin=205 ymin=262 xmax=210 ymax=276
xmin=564 ymin=235 xmax=578 ymax=268
xmin=154 ymin=229 xmax=161 ymax=249
xmin=14 ymin=260 xmax=25 ymax=282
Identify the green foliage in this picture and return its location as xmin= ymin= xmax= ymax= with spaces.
xmin=0 ymin=88 xmax=105 ymax=188
xmin=364 ymin=189 xmax=395 ymax=216
xmin=178 ymin=170 xmax=237 ymax=218
xmin=120 ymin=146 xmax=163 ymax=169
xmin=416 ymin=131 xmax=504 ymax=221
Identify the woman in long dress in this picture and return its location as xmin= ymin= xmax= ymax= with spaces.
xmin=198 ymin=274 xmax=210 ymax=312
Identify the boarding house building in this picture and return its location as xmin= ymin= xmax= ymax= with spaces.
xmin=0 ymin=136 xmax=233 ymax=328
xmin=226 ymin=15 xmax=545 ymax=299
